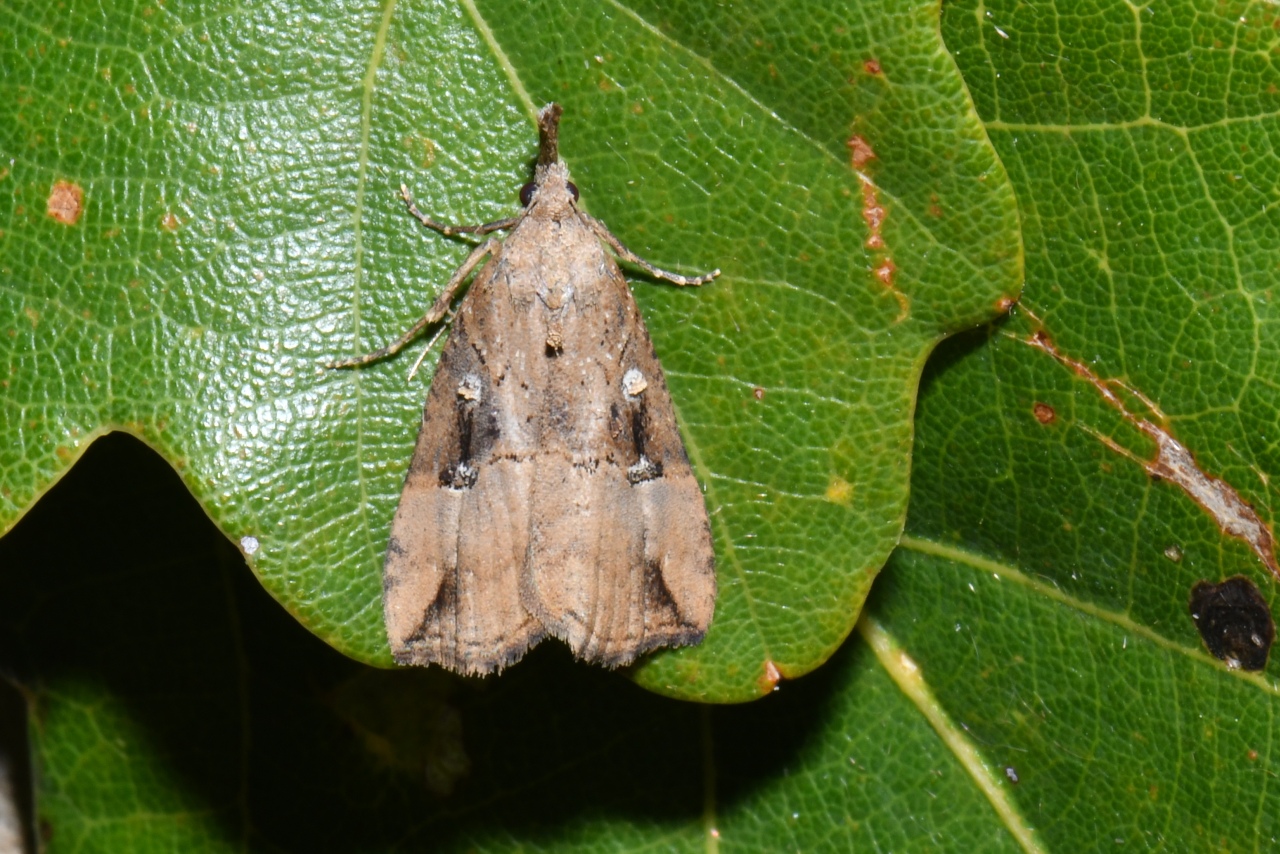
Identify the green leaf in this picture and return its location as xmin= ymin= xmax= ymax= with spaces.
xmin=18 ymin=0 xmax=1278 ymax=850
xmin=876 ymin=0 xmax=1280 ymax=848
xmin=0 ymin=0 xmax=1016 ymax=702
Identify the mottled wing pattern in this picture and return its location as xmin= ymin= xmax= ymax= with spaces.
xmin=382 ymin=245 xmax=546 ymax=675
xmin=382 ymin=130 xmax=715 ymax=675
xmin=515 ymin=218 xmax=716 ymax=666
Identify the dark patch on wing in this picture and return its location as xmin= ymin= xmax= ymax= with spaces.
xmin=627 ymin=457 xmax=662 ymax=484
xmin=382 ymin=538 xmax=406 ymax=594
xmin=624 ymin=400 xmax=662 ymax=484
xmin=630 ymin=408 xmax=648 ymax=458
xmin=394 ymin=571 xmax=459 ymax=665
xmin=436 ymin=373 xmax=496 ymax=491
xmin=644 ymin=558 xmax=682 ymax=621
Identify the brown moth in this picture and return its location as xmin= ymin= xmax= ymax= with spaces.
xmin=329 ymin=104 xmax=718 ymax=675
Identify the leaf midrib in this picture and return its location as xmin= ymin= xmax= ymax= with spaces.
xmin=898 ymin=533 xmax=1280 ymax=695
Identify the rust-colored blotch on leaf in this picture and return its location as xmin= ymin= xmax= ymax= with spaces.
xmin=47 ymin=180 xmax=84 ymax=225
xmin=847 ymin=134 xmax=877 ymax=170
xmin=1032 ymin=402 xmax=1056 ymax=424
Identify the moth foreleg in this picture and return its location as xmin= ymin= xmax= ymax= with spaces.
xmin=401 ymin=183 xmax=519 ymax=237
xmin=325 ymin=238 xmax=498 ymax=370
xmin=581 ymin=212 xmax=720 ymax=287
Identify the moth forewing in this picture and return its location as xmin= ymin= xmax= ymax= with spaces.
xmin=351 ymin=103 xmax=718 ymax=675
xmin=518 ymin=233 xmax=716 ymax=666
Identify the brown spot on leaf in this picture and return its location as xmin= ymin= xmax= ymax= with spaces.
xmin=1188 ymin=576 xmax=1274 ymax=671
xmin=874 ymin=259 xmax=896 ymax=285
xmin=758 ymin=660 xmax=782 ymax=693
xmin=852 ymin=175 xmax=908 ymax=321
xmin=861 ymin=183 xmax=886 ymax=233
xmin=47 ymin=180 xmax=84 ymax=225
xmin=161 ymin=211 xmax=180 ymax=231
xmin=847 ymin=134 xmax=877 ymax=169
xmin=752 ymin=387 xmax=765 ymax=401
xmin=1032 ymin=402 xmax=1056 ymax=424
xmin=1029 ymin=331 xmax=1280 ymax=580
xmin=996 ymin=294 xmax=1019 ymax=313
xmin=863 ymin=58 xmax=882 ymax=75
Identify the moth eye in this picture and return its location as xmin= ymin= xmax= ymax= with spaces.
xmin=567 ymin=182 xmax=579 ymax=202
xmin=520 ymin=182 xmax=536 ymax=206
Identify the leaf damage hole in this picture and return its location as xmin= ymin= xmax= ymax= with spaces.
xmin=1027 ymin=330 xmax=1279 ymax=580
xmin=46 ymin=180 xmax=83 ymax=225
xmin=1188 ymin=576 xmax=1274 ymax=671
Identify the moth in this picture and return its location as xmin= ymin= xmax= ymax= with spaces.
xmin=330 ymin=104 xmax=718 ymax=675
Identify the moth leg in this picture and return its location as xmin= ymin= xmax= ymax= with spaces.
xmin=401 ymin=183 xmax=519 ymax=237
xmin=581 ymin=212 xmax=720 ymax=286
xmin=325 ymin=238 xmax=498 ymax=369
xmin=405 ymin=309 xmax=455 ymax=381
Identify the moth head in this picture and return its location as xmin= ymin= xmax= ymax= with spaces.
xmin=521 ymin=103 xmax=579 ymax=214
xmin=520 ymin=166 xmax=578 ymax=210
